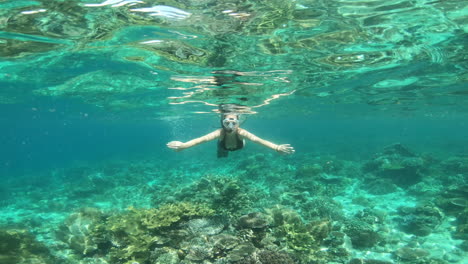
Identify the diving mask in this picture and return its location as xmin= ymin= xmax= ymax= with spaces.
xmin=222 ymin=117 xmax=239 ymax=131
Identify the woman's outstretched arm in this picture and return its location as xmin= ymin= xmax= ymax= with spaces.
xmin=237 ymin=128 xmax=295 ymax=154
xmin=167 ymin=129 xmax=222 ymax=151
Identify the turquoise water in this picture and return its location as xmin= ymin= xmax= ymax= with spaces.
xmin=1 ymin=0 xmax=467 ymax=263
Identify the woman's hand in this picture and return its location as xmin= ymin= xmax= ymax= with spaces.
xmin=167 ymin=141 xmax=185 ymax=152
xmin=276 ymin=144 xmax=295 ymax=154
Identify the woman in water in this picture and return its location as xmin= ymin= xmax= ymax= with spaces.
xmin=167 ymin=113 xmax=295 ymax=158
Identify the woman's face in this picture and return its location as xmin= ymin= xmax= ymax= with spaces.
xmin=222 ymin=114 xmax=239 ymax=132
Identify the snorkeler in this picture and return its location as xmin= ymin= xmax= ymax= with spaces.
xmin=166 ymin=113 xmax=295 ymax=158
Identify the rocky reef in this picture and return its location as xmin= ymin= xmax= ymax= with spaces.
xmin=1 ymin=144 xmax=466 ymax=263
xmin=0 ymin=229 xmax=57 ymax=264
xmin=363 ymin=143 xmax=427 ymax=187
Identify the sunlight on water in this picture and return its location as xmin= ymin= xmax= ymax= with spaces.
xmin=0 ymin=0 xmax=465 ymax=117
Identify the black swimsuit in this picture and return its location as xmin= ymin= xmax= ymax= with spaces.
xmin=217 ymin=130 xmax=244 ymax=157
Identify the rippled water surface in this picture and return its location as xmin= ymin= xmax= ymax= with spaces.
xmin=1 ymin=0 xmax=466 ymax=117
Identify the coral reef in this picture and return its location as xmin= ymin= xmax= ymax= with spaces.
xmin=2 ymin=145 xmax=467 ymax=264
xmin=394 ymin=246 xmax=430 ymax=261
xmin=155 ymin=175 xmax=254 ymax=217
xmin=56 ymin=207 xmax=105 ymax=256
xmin=58 ymin=202 xmax=214 ymax=263
xmin=363 ymin=144 xmax=427 ymax=187
xmin=440 ymin=157 xmax=468 ymax=175
xmin=362 ymin=178 xmax=399 ymax=195
xmin=453 ymin=209 xmax=468 ymax=241
xmin=185 ymin=217 xmax=227 ymax=236
xmin=0 ymin=229 xmax=57 ymax=264
xmin=301 ymin=197 xmax=345 ymax=221
xmin=344 ymin=219 xmax=381 ymax=248
xmin=396 ymin=204 xmax=444 ymax=236
xmin=239 ymin=249 xmax=295 ymax=264
xmin=237 ymin=212 xmax=271 ymax=229
xmin=349 ymin=259 xmax=393 ymax=264
xmin=140 ymin=202 xmax=215 ymax=230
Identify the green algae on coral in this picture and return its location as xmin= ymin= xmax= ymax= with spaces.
xmin=153 ymin=175 xmax=253 ymax=217
xmin=57 ymin=202 xmax=214 ymax=263
xmin=263 ymin=206 xmax=321 ymax=261
xmin=0 ymin=229 xmax=57 ymax=264
xmin=140 ymin=202 xmax=215 ymax=229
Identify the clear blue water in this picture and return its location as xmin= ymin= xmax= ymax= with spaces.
xmin=0 ymin=0 xmax=467 ymax=263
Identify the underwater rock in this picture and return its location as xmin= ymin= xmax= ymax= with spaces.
xmin=459 ymin=240 xmax=468 ymax=252
xmin=394 ymin=246 xmax=430 ymax=261
xmin=296 ymin=163 xmax=323 ymax=178
xmin=344 ymin=219 xmax=381 ymax=248
xmin=355 ymin=209 xmax=386 ymax=225
xmin=265 ymin=205 xmax=303 ymax=227
xmin=255 ymin=249 xmax=295 ymax=264
xmin=434 ymin=184 xmax=468 ymax=242
xmin=308 ymin=219 xmax=332 ymax=242
xmin=181 ymin=237 xmax=214 ymax=262
xmin=453 ymin=209 xmax=468 ymax=240
xmin=382 ymin=143 xmax=416 ymax=157
xmin=324 ymin=231 xmax=346 ymax=247
xmin=349 ymin=259 xmax=393 ymax=264
xmin=363 ymin=178 xmax=399 ymax=195
xmin=396 ymin=205 xmax=444 ymax=236
xmin=141 ymin=202 xmax=215 ymax=230
xmin=212 ymin=233 xmax=240 ymax=256
xmin=238 ymin=249 xmax=295 ymax=264
xmin=56 ymin=207 xmax=104 ymax=256
xmin=440 ymin=156 xmax=468 ymax=174
xmin=352 ymin=196 xmax=374 ymax=207
xmin=237 ymin=212 xmax=271 ymax=229
xmin=227 ymin=242 xmax=257 ymax=262
xmin=363 ymin=143 xmax=426 ymax=187
xmin=437 ymin=197 xmax=468 ymax=218
xmin=185 ymin=217 xmax=226 ymax=236
xmin=325 ymin=247 xmax=350 ymax=262
xmin=449 ymin=198 xmax=468 ymax=208
xmin=164 ymin=175 xmax=253 ymax=217
xmin=0 ymin=229 xmax=56 ymax=264
xmin=280 ymin=191 xmax=311 ymax=206
xmin=237 ymin=153 xmax=270 ymax=173
xmin=150 ymin=247 xmax=180 ymax=264
xmin=436 ymin=184 xmax=468 ymax=213
xmin=408 ymin=180 xmax=444 ymax=197
xmin=301 ymin=197 xmax=345 ymax=220
xmin=86 ymin=171 xmax=116 ymax=190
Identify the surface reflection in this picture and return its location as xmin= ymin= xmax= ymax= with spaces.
xmin=167 ymin=70 xmax=296 ymax=114
xmin=0 ymin=0 xmax=466 ymax=116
